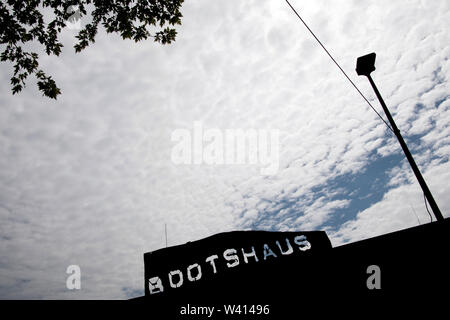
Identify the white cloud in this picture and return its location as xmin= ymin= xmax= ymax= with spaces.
xmin=330 ymin=160 xmax=450 ymax=246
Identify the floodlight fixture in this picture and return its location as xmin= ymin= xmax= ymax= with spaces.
xmin=356 ymin=53 xmax=444 ymax=222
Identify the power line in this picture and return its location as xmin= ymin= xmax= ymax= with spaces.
xmin=285 ymin=0 xmax=395 ymax=134
xmin=423 ymin=193 xmax=433 ymax=223
xmin=409 ymin=204 xmax=421 ymax=225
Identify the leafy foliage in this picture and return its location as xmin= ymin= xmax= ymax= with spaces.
xmin=0 ymin=0 xmax=184 ymax=99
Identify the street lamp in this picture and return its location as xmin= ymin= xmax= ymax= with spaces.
xmin=356 ymin=52 xmax=444 ymax=222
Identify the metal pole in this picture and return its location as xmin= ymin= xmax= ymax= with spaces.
xmin=366 ymin=74 xmax=444 ymax=222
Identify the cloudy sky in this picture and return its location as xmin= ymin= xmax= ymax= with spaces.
xmin=1 ymin=0 xmax=449 ymax=299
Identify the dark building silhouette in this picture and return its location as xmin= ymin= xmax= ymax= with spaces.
xmin=132 ymin=218 xmax=450 ymax=316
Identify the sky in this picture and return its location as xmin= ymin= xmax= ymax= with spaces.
xmin=0 ymin=0 xmax=449 ymax=299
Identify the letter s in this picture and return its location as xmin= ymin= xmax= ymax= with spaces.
xmin=294 ymin=235 xmax=311 ymax=252
xmin=223 ymin=248 xmax=239 ymax=268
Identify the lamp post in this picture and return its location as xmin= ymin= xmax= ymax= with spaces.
xmin=356 ymin=52 xmax=444 ymax=222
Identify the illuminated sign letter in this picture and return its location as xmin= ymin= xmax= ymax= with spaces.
xmin=224 ymin=248 xmax=240 ymax=268
xmin=187 ymin=263 xmax=202 ymax=282
xmin=263 ymin=244 xmax=278 ymax=260
xmin=149 ymin=276 xmax=164 ymax=294
xmin=276 ymin=238 xmax=294 ymax=255
xmin=242 ymin=246 xmax=259 ymax=263
xmin=169 ymin=270 xmax=184 ymax=288
xmin=294 ymin=235 xmax=311 ymax=251
xmin=205 ymin=255 xmax=219 ymax=274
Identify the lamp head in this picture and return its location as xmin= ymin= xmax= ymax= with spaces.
xmin=356 ymin=52 xmax=376 ymax=77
